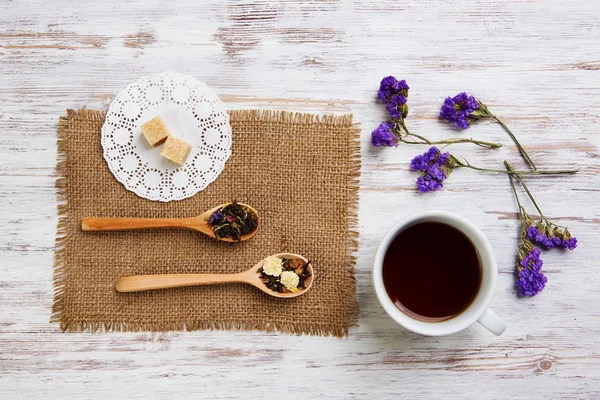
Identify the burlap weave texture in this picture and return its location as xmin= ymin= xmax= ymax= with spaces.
xmin=53 ymin=109 xmax=360 ymax=336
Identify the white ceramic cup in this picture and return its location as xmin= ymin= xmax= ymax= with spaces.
xmin=372 ymin=211 xmax=507 ymax=336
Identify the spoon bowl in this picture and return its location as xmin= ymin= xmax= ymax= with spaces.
xmin=115 ymin=253 xmax=314 ymax=298
xmin=82 ymin=202 xmax=260 ymax=242
xmin=246 ymin=253 xmax=314 ymax=298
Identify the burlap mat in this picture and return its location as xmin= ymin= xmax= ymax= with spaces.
xmin=53 ymin=109 xmax=360 ymax=336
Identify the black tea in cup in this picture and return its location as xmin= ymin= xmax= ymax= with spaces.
xmin=382 ymin=222 xmax=482 ymax=322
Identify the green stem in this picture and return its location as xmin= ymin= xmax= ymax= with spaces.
xmin=416 ymin=136 xmax=502 ymax=148
xmin=504 ymin=161 xmax=570 ymax=229
xmin=406 ymin=132 xmax=433 ymax=144
xmin=397 ymin=137 xmax=430 ymax=145
xmin=504 ymin=161 xmax=545 ymax=219
xmin=395 ymin=120 xmax=503 ymax=149
xmin=491 ymin=115 xmax=537 ymax=171
xmin=397 ymin=138 xmax=431 ymax=145
xmin=398 ymin=135 xmax=502 ymax=148
xmin=460 ymin=163 xmax=578 ymax=176
xmin=396 ymin=119 xmax=410 ymax=133
xmin=506 ymin=165 xmax=527 ymax=223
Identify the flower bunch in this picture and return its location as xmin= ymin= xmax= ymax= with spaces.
xmin=516 ymin=243 xmax=547 ymax=297
xmin=377 ymin=76 xmax=409 ymax=120
xmin=371 ymin=122 xmax=397 ymax=148
xmin=526 ymin=223 xmax=577 ymax=250
xmin=409 ymin=146 xmax=577 ymax=193
xmin=372 ymin=77 xmax=502 ymax=149
xmin=439 ymin=92 xmax=481 ymax=130
xmin=506 ymin=162 xmax=577 ymax=296
xmin=440 ymin=92 xmax=536 ymax=170
xmin=410 ymin=147 xmax=455 ymax=192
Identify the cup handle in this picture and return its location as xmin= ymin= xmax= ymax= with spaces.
xmin=477 ymin=308 xmax=507 ymax=336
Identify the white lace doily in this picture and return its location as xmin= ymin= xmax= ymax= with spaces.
xmin=101 ymin=71 xmax=232 ymax=202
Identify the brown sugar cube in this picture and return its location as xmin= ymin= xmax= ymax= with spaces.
xmin=160 ymin=135 xmax=191 ymax=166
xmin=140 ymin=116 xmax=170 ymax=147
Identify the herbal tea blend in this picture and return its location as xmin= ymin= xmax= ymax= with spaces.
xmin=259 ymin=256 xmax=311 ymax=293
xmin=207 ymin=201 xmax=258 ymax=241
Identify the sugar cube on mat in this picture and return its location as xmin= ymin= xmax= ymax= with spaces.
xmin=161 ymin=135 xmax=191 ymax=166
xmin=140 ymin=116 xmax=170 ymax=147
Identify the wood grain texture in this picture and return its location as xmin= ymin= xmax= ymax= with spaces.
xmin=0 ymin=0 xmax=599 ymax=398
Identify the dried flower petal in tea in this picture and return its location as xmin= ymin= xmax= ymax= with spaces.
xmin=207 ymin=201 xmax=258 ymax=241
xmin=259 ymin=257 xmax=311 ymax=294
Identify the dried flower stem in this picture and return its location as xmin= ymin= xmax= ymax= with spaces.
xmin=505 ymin=164 xmax=531 ymax=234
xmin=504 ymin=161 xmax=543 ymax=217
xmin=504 ymin=161 xmax=569 ymax=228
xmin=395 ymin=120 xmax=502 ymax=149
xmin=477 ymin=101 xmax=537 ymax=170
xmin=494 ymin=116 xmax=536 ymax=170
xmin=455 ymin=157 xmax=578 ymax=176
xmin=507 ymin=170 xmax=525 ymax=216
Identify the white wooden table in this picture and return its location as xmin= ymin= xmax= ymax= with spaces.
xmin=1 ymin=1 xmax=599 ymax=398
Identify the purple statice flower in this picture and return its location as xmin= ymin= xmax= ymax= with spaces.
xmin=526 ymin=225 xmax=558 ymax=249
xmin=377 ymin=76 xmax=397 ymax=102
xmin=439 ymin=92 xmax=482 ymax=130
xmin=437 ymin=151 xmax=450 ymax=166
xmin=560 ymin=229 xmax=578 ymax=250
xmin=377 ymin=76 xmax=410 ymax=103
xmin=410 ymin=155 xmax=428 ymax=172
xmin=371 ymin=122 xmax=397 ymax=147
xmin=410 ymin=147 xmax=439 ymax=171
xmin=516 ymin=264 xmax=548 ymax=297
xmin=545 ymin=227 xmax=565 ymax=249
xmin=208 ymin=210 xmax=225 ymax=225
xmin=563 ymin=237 xmax=578 ymax=250
xmin=386 ymin=94 xmax=407 ymax=119
xmin=427 ymin=163 xmax=447 ymax=181
xmin=548 ymin=235 xmax=562 ymax=249
xmin=516 ymin=246 xmax=547 ymax=296
xmin=527 ymin=226 xmax=549 ymax=246
xmin=396 ymin=79 xmax=409 ymax=92
xmin=452 ymin=92 xmax=467 ymax=103
xmin=424 ymin=146 xmax=439 ymax=159
xmin=519 ymin=246 xmax=543 ymax=271
xmin=464 ymin=95 xmax=479 ymax=111
xmin=527 ymin=224 xmax=578 ymax=250
xmin=416 ymin=175 xmax=443 ymax=192
xmin=386 ymin=104 xmax=401 ymax=120
xmin=410 ymin=146 xmax=452 ymax=193
xmin=507 ymin=161 xmax=578 ymax=298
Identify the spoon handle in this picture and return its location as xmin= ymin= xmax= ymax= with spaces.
xmin=116 ymin=273 xmax=245 ymax=293
xmin=82 ymin=217 xmax=194 ymax=231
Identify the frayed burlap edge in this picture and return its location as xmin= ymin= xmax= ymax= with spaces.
xmin=346 ymin=119 xmax=361 ymax=333
xmin=52 ymin=109 xmax=107 ymax=324
xmin=55 ymin=319 xmax=351 ymax=336
xmin=52 ymin=108 xmax=361 ymax=336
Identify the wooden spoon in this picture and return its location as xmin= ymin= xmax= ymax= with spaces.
xmin=81 ymin=202 xmax=260 ymax=242
xmin=115 ymin=253 xmax=314 ymax=298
